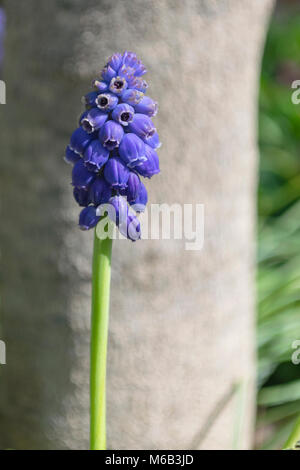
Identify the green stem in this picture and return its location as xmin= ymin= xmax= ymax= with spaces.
xmin=90 ymin=228 xmax=112 ymax=450
xmin=283 ymin=415 xmax=300 ymax=450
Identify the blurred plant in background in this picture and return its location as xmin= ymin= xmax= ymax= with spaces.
xmin=256 ymin=0 xmax=300 ymax=449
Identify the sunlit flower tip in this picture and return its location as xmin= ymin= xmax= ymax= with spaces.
xmin=99 ymin=121 xmax=124 ymax=151
xmin=83 ymin=91 xmax=98 ymax=107
xmin=72 ymin=159 xmax=96 ymax=189
xmin=104 ymin=157 xmax=130 ymax=189
xmin=96 ymin=92 xmax=119 ymax=112
xmin=109 ymin=76 xmax=128 ymax=95
xmin=144 ymin=130 xmax=161 ymax=150
xmin=121 ymin=172 xmax=141 ymax=202
xmin=121 ymin=88 xmax=144 ymax=105
xmin=128 ymin=113 xmax=156 ymax=141
xmin=112 ymin=103 xmax=135 ymax=126
xmin=135 ymin=144 xmax=160 ymax=178
xmin=107 ymin=53 xmax=123 ymax=71
xmin=89 ymin=177 xmax=112 ymax=206
xmin=128 ymin=76 xmax=148 ymax=93
xmin=134 ymin=96 xmax=158 ymax=117
xmin=64 ymin=145 xmax=81 ymax=165
xmin=70 ymin=127 xmax=94 ymax=155
xmin=101 ymin=65 xmax=117 ymax=82
xmin=73 ymin=187 xmax=91 ymax=207
xmin=79 ymin=206 xmax=100 ymax=231
xmin=83 ymin=140 xmax=110 ymax=172
xmin=80 ymin=108 xmax=108 ymax=134
xmin=131 ymin=181 xmax=148 ymax=212
xmin=119 ymin=133 xmax=146 ymax=168
xmin=92 ymin=79 xmax=108 ymax=93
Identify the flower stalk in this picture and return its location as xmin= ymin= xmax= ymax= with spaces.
xmin=90 ymin=229 xmax=112 ymax=450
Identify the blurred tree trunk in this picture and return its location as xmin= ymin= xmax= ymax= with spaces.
xmin=0 ymin=0 xmax=274 ymax=450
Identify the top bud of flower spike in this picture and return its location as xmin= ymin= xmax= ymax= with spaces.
xmin=65 ymin=52 xmax=161 ymax=241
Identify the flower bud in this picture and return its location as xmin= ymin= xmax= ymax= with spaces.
xmin=92 ymin=80 xmax=108 ymax=93
xmin=72 ymin=159 xmax=96 ymax=189
xmin=89 ymin=177 xmax=112 ymax=206
xmin=128 ymin=76 xmax=148 ymax=93
xmin=73 ymin=187 xmax=91 ymax=207
xmin=145 ymin=131 xmax=161 ymax=150
xmin=79 ymin=206 xmax=100 ymax=231
xmin=83 ymin=91 xmax=98 ymax=108
xmin=106 ymin=53 xmax=123 ymax=71
xmin=80 ymin=108 xmax=108 ymax=133
xmin=119 ymin=133 xmax=146 ymax=168
xmin=112 ymin=103 xmax=135 ymax=126
xmin=128 ymin=114 xmax=156 ymax=141
xmin=83 ymin=141 xmax=110 ymax=172
xmin=64 ymin=145 xmax=81 ymax=165
xmin=134 ymin=96 xmax=158 ymax=117
xmin=101 ymin=65 xmax=117 ymax=82
xmin=122 ymin=51 xmax=147 ymax=76
xmin=135 ymin=144 xmax=160 ymax=178
xmin=121 ymin=88 xmax=144 ymax=105
xmin=70 ymin=127 xmax=94 ymax=155
xmin=104 ymin=157 xmax=130 ymax=189
xmin=99 ymin=121 xmax=124 ymax=151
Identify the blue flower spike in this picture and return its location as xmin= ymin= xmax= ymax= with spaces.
xmin=65 ymin=51 xmax=161 ymax=241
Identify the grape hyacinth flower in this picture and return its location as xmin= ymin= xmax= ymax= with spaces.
xmin=65 ymin=51 xmax=160 ymax=241
xmin=64 ymin=52 xmax=161 ymax=451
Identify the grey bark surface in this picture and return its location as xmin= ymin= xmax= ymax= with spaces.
xmin=0 ymin=0 xmax=274 ymax=450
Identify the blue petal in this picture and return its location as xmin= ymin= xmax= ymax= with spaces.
xmin=70 ymin=127 xmax=94 ymax=155
xmin=135 ymin=144 xmax=160 ymax=178
xmin=119 ymin=133 xmax=146 ymax=168
xmin=79 ymin=206 xmax=100 ymax=231
xmin=99 ymin=121 xmax=124 ymax=151
xmin=73 ymin=187 xmax=91 ymax=207
xmin=121 ymin=88 xmax=144 ymax=105
xmin=65 ymin=145 xmax=81 ymax=165
xmin=134 ymin=96 xmax=158 ymax=117
xmin=120 ymin=172 xmax=141 ymax=202
xmin=72 ymin=159 xmax=96 ymax=189
xmin=83 ymin=140 xmax=109 ymax=172
xmin=96 ymin=92 xmax=119 ymax=112
xmin=112 ymin=103 xmax=135 ymax=126
xmin=104 ymin=157 xmax=130 ymax=189
xmin=128 ymin=114 xmax=156 ymax=141
xmin=131 ymin=182 xmax=148 ymax=212
xmin=101 ymin=65 xmax=117 ymax=82
xmin=89 ymin=177 xmax=112 ymax=206
xmin=80 ymin=108 xmax=108 ymax=133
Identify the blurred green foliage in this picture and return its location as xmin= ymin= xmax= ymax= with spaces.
xmin=257 ymin=6 xmax=300 ymax=449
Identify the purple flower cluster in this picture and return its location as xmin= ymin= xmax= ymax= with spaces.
xmin=65 ymin=52 xmax=160 ymax=241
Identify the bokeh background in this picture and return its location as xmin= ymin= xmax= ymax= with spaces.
xmin=256 ymin=0 xmax=300 ymax=450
